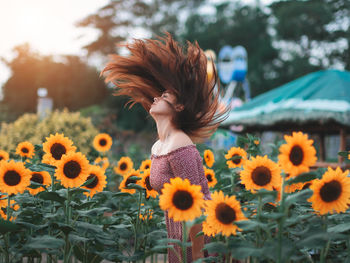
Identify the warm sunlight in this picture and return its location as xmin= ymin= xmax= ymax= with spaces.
xmin=1 ymin=0 xmax=106 ymax=55
xmin=15 ymin=6 xmax=52 ymax=48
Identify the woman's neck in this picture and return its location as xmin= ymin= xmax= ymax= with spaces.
xmin=155 ymin=118 xmax=177 ymax=142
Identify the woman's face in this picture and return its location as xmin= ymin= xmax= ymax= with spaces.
xmin=149 ymin=90 xmax=178 ymax=117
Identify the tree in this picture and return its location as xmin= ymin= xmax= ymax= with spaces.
xmin=270 ymin=0 xmax=350 ymax=82
xmin=1 ymin=44 xmax=108 ymax=119
xmin=76 ymin=0 xmax=205 ymax=56
xmin=182 ymin=2 xmax=280 ymax=97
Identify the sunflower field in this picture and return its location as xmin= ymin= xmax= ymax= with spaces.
xmin=0 ymin=130 xmax=350 ymax=263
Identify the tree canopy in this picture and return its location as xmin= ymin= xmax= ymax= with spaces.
xmin=1 ymin=44 xmax=107 ymax=120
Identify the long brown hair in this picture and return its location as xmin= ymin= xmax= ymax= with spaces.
xmin=101 ymin=33 xmax=229 ymax=142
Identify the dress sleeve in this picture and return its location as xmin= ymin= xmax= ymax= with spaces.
xmin=167 ymin=146 xmax=211 ymax=200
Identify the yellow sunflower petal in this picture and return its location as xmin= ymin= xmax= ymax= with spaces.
xmin=308 ymin=167 xmax=350 ymax=215
xmin=15 ymin=141 xmax=35 ymax=159
xmin=114 ymin=156 xmax=133 ymax=176
xmin=203 ymin=166 xmax=217 ymax=188
xmin=240 ymin=155 xmax=282 ymax=192
xmin=93 ymin=133 xmax=113 ymax=152
xmin=203 ymin=149 xmax=215 ymax=168
xmin=27 ymin=171 xmax=52 ymax=195
xmin=204 ymin=191 xmax=246 ymax=236
xmin=119 ymin=169 xmax=141 ymax=194
xmin=225 ymin=147 xmax=247 ymax=168
xmin=159 ymin=177 xmax=204 ymax=222
xmin=0 ymin=150 xmax=10 ymax=162
xmin=42 ymin=133 xmax=76 ymax=166
xmin=0 ymin=160 xmax=31 ymax=195
xmin=54 ymin=152 xmax=90 ymax=188
xmin=82 ymin=165 xmax=107 ymax=198
xmin=278 ymin=132 xmax=317 ymax=176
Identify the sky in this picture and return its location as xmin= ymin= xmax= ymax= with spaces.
xmin=0 ymin=0 xmax=109 ymax=89
xmin=0 ymin=0 xmax=274 ymax=90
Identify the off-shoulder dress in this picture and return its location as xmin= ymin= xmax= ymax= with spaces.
xmin=150 ymin=144 xmax=211 ymax=263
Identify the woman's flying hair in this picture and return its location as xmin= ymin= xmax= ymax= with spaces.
xmin=101 ymin=32 xmax=229 ymax=142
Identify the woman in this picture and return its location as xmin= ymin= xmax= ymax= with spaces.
xmin=102 ymin=33 xmax=228 ymax=262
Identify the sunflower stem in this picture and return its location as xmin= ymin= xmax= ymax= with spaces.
xmin=320 ymin=215 xmax=329 ymax=263
xmin=63 ymin=189 xmax=71 ymax=263
xmin=256 ymin=195 xmax=263 ymax=249
xmin=135 ymin=190 xmax=143 ymax=252
xmin=182 ymin=221 xmax=187 ymax=263
xmin=277 ymin=177 xmax=286 ymax=263
xmin=3 ymin=194 xmax=11 ymax=263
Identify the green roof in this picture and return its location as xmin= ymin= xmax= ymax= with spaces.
xmin=222 ymin=69 xmax=350 ymax=130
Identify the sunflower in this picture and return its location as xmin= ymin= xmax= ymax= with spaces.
xmin=15 ymin=141 xmax=35 ymax=159
xmin=139 ymin=209 xmax=154 ymax=221
xmin=94 ymin=157 xmax=109 ymax=170
xmin=225 ymin=147 xmax=247 ymax=168
xmin=139 ymin=159 xmax=152 ymax=171
xmin=27 ymin=171 xmax=52 ymax=195
xmin=203 ymin=149 xmax=215 ymax=168
xmin=240 ymin=155 xmax=282 ymax=192
xmin=139 ymin=169 xmax=158 ymax=198
xmin=308 ymin=167 xmax=350 ymax=215
xmin=0 ymin=194 xmax=7 ymax=208
xmin=42 ymin=133 xmax=76 ymax=166
xmin=114 ymin=156 xmax=133 ymax=176
xmin=202 ymin=220 xmax=217 ymax=237
xmin=0 ymin=150 xmax=9 ymax=162
xmin=204 ymin=166 xmax=217 ymax=188
xmin=0 ymin=160 xmax=31 ymax=195
xmin=82 ymin=165 xmax=107 ymax=198
xmin=278 ymin=132 xmax=317 ymax=176
xmin=93 ymin=133 xmax=113 ymax=152
xmin=0 ymin=203 xmax=18 ymax=221
xmin=204 ymin=191 xmax=246 ymax=236
xmin=159 ymin=177 xmax=204 ymax=222
xmin=119 ymin=169 xmax=141 ymax=194
xmin=0 ymin=197 xmax=19 ymax=210
xmin=54 ymin=152 xmax=90 ymax=188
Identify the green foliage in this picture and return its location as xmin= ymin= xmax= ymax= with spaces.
xmin=0 ymin=109 xmax=99 ymax=155
xmin=182 ymin=2 xmax=280 ymax=97
xmin=76 ymin=0 xmax=204 ymax=56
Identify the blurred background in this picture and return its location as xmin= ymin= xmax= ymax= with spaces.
xmin=1 ymin=0 xmax=349 ymax=162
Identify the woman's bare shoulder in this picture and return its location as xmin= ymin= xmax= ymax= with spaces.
xmin=168 ymin=132 xmax=194 ymax=152
xmin=151 ymin=140 xmax=161 ymax=155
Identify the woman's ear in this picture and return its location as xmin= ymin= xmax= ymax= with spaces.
xmin=175 ymin=104 xmax=184 ymax=112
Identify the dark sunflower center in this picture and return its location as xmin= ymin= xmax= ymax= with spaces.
xmin=50 ymin=143 xmax=67 ymax=160
xmin=99 ymin=139 xmax=107 ymax=146
xmin=251 ymin=166 xmax=272 ymax=186
xmin=63 ymin=161 xmax=81 ymax=179
xmin=215 ymin=203 xmax=236 ymax=224
xmin=289 ymin=145 xmax=304 ymax=166
xmin=85 ymin=174 xmax=98 ymax=189
xmin=4 ymin=170 xmax=21 ymax=186
xmin=21 ymin=147 xmax=29 ymax=153
xmin=145 ymin=164 xmax=150 ymax=169
xmin=206 ymin=174 xmax=213 ymax=182
xmin=125 ymin=176 xmax=137 ymax=187
xmin=0 ymin=156 xmax=3 ymax=160
xmin=145 ymin=176 xmax=153 ymax=190
xmin=31 ymin=173 xmax=44 ymax=184
xmin=302 ymin=182 xmax=311 ymax=190
xmin=319 ymin=180 xmax=342 ymax=202
xmin=120 ymin=162 xmax=127 ymax=171
xmin=231 ymin=154 xmax=241 ymax=165
xmin=172 ymin=190 xmax=193 ymax=210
